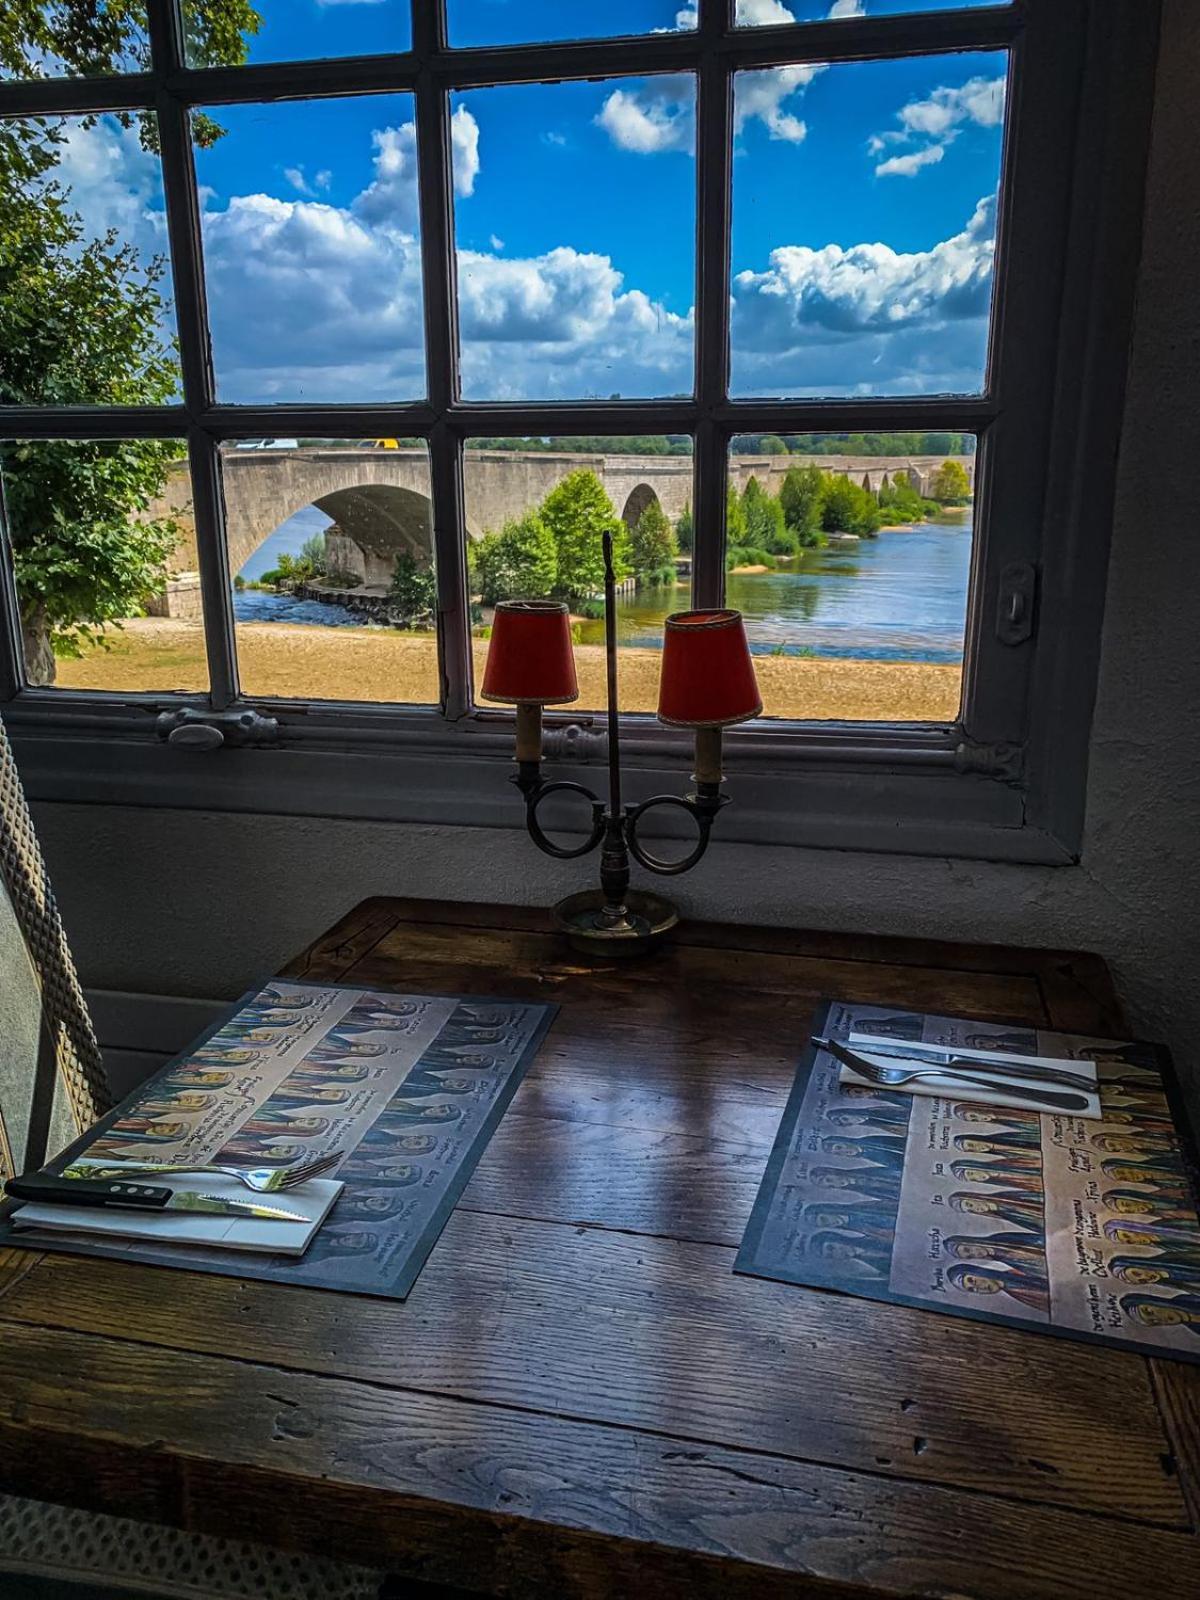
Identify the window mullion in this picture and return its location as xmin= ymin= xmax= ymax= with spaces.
xmin=693 ymin=0 xmax=734 ymax=610
xmin=415 ymin=0 xmax=471 ymax=721
xmin=148 ymin=0 xmax=239 ymax=710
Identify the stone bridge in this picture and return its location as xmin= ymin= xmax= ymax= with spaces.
xmin=159 ymin=447 xmax=975 ymax=577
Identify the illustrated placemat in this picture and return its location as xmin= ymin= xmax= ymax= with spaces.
xmin=0 ymin=980 xmax=556 ymax=1298
xmin=736 ymin=1001 xmax=1200 ymax=1363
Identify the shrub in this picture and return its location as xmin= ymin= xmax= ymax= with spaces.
xmin=389 ymin=551 xmax=437 ymax=625
xmin=474 ymin=512 xmax=557 ymax=604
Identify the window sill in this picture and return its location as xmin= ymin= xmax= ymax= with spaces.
xmin=7 ymin=706 xmax=1072 ymax=867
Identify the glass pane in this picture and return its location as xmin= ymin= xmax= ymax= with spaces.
xmin=183 ymin=1 xmax=410 ymax=66
xmin=453 ymin=79 xmax=695 ymax=401
xmin=0 ymin=5 xmax=148 ymax=79
xmin=1 ymin=113 xmax=180 ymax=406
xmin=466 ymin=436 xmax=693 ymax=714
xmin=224 ymin=439 xmax=439 ymax=706
xmin=2 ymin=438 xmax=207 ymax=693
xmin=735 ymin=0 xmax=1004 ymax=22
xmin=725 ymin=434 xmax=975 ymax=721
xmin=730 ymin=52 xmax=1007 ymax=397
xmin=195 ymin=95 xmax=424 ymax=404
xmin=449 ymin=1 xmax=691 ymax=46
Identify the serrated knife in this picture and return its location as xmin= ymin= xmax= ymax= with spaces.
xmin=4 ymin=1172 xmax=308 ymax=1222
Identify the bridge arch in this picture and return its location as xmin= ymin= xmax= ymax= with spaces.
xmin=620 ymin=483 xmax=661 ymax=529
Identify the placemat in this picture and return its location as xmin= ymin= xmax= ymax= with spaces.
xmin=736 ymin=1000 xmax=1200 ymax=1364
xmin=0 ymin=980 xmax=556 ymax=1298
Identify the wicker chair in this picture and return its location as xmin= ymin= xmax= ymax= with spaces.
xmin=0 ymin=712 xmax=387 ymax=1600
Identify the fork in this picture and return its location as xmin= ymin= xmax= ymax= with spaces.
xmin=64 ymin=1151 xmax=343 ymax=1194
xmin=821 ymin=1043 xmax=1091 ymax=1111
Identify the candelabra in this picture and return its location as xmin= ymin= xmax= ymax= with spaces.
xmin=480 ymin=529 xmax=761 ymax=956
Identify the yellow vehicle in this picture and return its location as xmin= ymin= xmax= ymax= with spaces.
xmin=371 ymin=438 xmax=400 ymax=449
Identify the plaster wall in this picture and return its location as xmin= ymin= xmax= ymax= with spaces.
xmin=28 ymin=3 xmax=1200 ymax=1102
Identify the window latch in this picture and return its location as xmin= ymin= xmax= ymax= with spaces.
xmin=996 ymin=562 xmax=1036 ymax=646
xmin=156 ymin=708 xmax=280 ymax=751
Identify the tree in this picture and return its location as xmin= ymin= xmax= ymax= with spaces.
xmin=630 ymin=499 xmax=677 ymax=581
xmin=300 ymin=531 xmax=327 ymax=574
xmin=779 ymin=464 xmax=826 ymax=546
xmin=759 ymin=435 xmax=789 ymax=455
xmin=725 ymin=482 xmax=747 ymax=547
xmin=0 ymin=3 xmax=260 ymax=682
xmin=820 ymin=476 xmax=882 ymax=537
xmin=675 ymin=502 xmax=693 ymax=554
xmin=540 ymin=470 xmax=630 ymax=606
xmin=474 ymin=513 xmax=557 ymax=604
xmin=389 ymin=552 xmax=437 ymax=627
xmin=741 ymin=476 xmax=787 ymax=553
xmin=929 ymin=460 xmax=972 ymax=506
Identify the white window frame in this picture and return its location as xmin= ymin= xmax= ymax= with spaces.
xmin=0 ymin=0 xmax=1161 ymax=865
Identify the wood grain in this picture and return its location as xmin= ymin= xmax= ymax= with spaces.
xmin=0 ymin=1209 xmax=1183 ymax=1525
xmin=0 ymin=1320 xmax=1195 ymax=1600
xmin=2 ymin=897 xmax=1191 ymax=1598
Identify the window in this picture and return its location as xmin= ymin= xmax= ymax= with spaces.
xmin=0 ymin=2 xmax=1160 ymax=863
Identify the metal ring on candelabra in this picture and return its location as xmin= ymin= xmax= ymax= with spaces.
xmin=625 ymin=794 xmax=713 ymax=876
xmin=524 ymin=780 xmax=607 ymax=861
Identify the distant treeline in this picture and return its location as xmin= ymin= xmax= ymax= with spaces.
xmin=322 ymin=433 xmax=975 ymax=459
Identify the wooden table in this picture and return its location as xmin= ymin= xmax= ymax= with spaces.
xmin=1 ymin=898 xmax=1197 ymax=1599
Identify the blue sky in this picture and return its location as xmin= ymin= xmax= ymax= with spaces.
xmin=54 ymin=1 xmax=1008 ymax=402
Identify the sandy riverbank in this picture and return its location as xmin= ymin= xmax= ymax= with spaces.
xmin=52 ymin=617 xmax=963 ymax=722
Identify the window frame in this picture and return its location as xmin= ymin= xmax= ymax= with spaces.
xmin=0 ymin=0 xmax=1161 ymax=865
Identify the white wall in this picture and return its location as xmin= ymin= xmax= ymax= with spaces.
xmin=29 ymin=2 xmax=1200 ymax=1101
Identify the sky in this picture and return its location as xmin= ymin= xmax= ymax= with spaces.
xmin=44 ymin=0 xmax=1008 ymax=405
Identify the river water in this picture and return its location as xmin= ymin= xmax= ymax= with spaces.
xmin=234 ymin=507 xmax=973 ymax=665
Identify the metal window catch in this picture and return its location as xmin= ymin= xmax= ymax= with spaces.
xmin=156 ymin=708 xmax=280 ymax=750
xmin=996 ymin=561 xmax=1036 ymax=645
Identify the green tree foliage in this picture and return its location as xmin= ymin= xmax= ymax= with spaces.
xmin=474 ymin=512 xmax=558 ymax=604
xmin=741 ymin=475 xmax=788 ymax=553
xmin=389 ymin=552 xmax=437 ymax=627
xmin=929 ymin=459 xmax=972 ymax=505
xmin=758 ymin=435 xmax=789 ymax=455
xmin=820 ymin=475 xmax=882 ymax=537
xmin=540 ymin=470 xmax=631 ymax=605
xmin=674 ymin=502 xmax=693 ymax=554
xmin=877 ymin=474 xmax=928 ymax=525
xmin=470 ymin=435 xmax=692 ymax=457
xmin=629 ymin=499 xmax=677 ymax=583
xmin=0 ymin=2 xmax=259 ymax=681
xmin=779 ymin=465 xmax=827 ymax=548
xmin=725 ymin=482 xmax=747 ymax=546
xmin=300 ymin=531 xmax=327 ymax=574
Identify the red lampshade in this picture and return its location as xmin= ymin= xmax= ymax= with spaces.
xmin=657 ymin=608 xmax=762 ymax=728
xmin=480 ymin=600 xmax=579 ymax=707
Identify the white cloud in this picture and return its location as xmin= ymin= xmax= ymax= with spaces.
xmin=354 ymin=104 xmax=479 ymax=228
xmin=827 ymin=0 xmax=866 ymax=16
xmin=54 ymin=110 xmax=993 ymax=403
xmin=734 ymin=0 xmax=796 ymax=21
xmin=283 ymin=165 xmax=331 ymax=196
xmin=595 ymin=79 xmax=693 ymax=154
xmin=875 ymin=143 xmax=946 ymax=178
xmin=489 ymin=233 xmax=504 ymax=251
xmin=730 ymin=195 xmax=996 ymax=393
xmin=871 ymin=74 xmax=1006 ymax=177
xmin=674 ymin=4 xmax=698 ymax=24
xmin=542 ymin=131 xmax=568 ymax=148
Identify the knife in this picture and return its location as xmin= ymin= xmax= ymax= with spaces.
xmin=811 ymin=1038 xmax=1096 ymax=1091
xmin=4 ymin=1172 xmax=308 ymax=1222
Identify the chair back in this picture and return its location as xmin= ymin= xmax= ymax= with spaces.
xmin=0 ymin=713 xmax=109 ymax=1180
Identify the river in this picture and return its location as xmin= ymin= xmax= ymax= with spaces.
xmin=234 ymin=507 xmax=973 ymax=664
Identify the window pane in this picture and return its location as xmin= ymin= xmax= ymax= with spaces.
xmin=195 ymin=96 xmax=424 ymax=404
xmin=735 ymin=0 xmax=1003 ymax=22
xmin=0 ymin=6 xmax=148 ymax=79
xmin=730 ymin=53 xmax=1008 ymax=397
xmin=2 ymin=439 xmax=206 ymax=693
xmin=183 ymin=2 xmax=410 ymax=65
xmin=449 ymin=1 xmax=691 ymax=47
xmin=453 ymin=80 xmax=695 ymax=401
xmin=224 ymin=439 xmax=438 ymax=706
xmin=466 ymin=437 xmax=693 ymax=714
xmin=726 ymin=434 xmax=975 ymax=722
xmin=1 ymin=114 xmax=180 ymax=406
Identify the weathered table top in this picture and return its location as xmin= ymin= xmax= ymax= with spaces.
xmin=1 ymin=898 xmax=1197 ymax=1598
